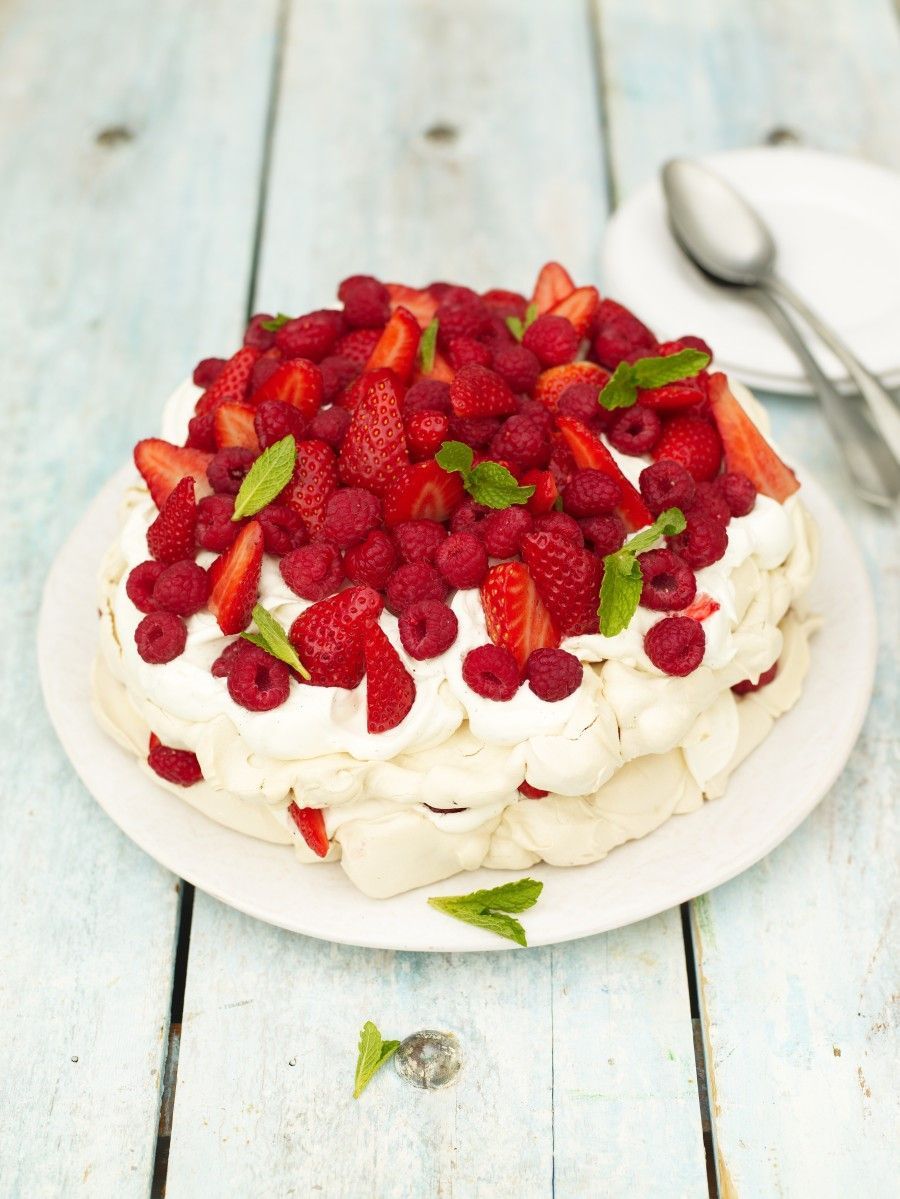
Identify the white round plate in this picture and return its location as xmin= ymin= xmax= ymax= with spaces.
xmin=39 ymin=463 xmax=875 ymax=952
xmin=602 ymin=146 xmax=900 ymax=395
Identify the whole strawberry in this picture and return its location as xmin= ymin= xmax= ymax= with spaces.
xmin=289 ymin=586 xmax=383 ymax=688
xmin=339 ymin=370 xmax=409 ymax=494
xmin=653 ymin=414 xmax=723 ymax=483
xmin=521 ymin=530 xmax=602 ymax=637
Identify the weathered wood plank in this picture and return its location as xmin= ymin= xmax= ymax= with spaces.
xmin=0 ymin=1 xmax=279 ymax=1194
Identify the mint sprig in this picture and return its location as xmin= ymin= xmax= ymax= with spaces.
xmin=598 ymin=507 xmax=687 ymax=637
xmin=598 ymin=349 xmax=710 ymax=411
xmin=353 ymin=1021 xmax=400 ymax=1099
xmin=241 ymin=603 xmax=310 ymax=680
xmin=427 ymin=877 xmax=543 ymax=947
xmin=418 ymin=318 xmax=439 ymax=374
xmin=232 ymin=435 xmax=296 ymax=520
xmin=505 ymin=302 xmax=538 ymax=343
xmin=435 ymin=440 xmax=534 ymax=509
xmin=260 ymin=313 xmax=292 ymax=332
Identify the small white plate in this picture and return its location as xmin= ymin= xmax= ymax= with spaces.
xmin=38 ymin=464 xmax=875 ymax=952
xmin=602 ymin=146 xmax=900 ymax=395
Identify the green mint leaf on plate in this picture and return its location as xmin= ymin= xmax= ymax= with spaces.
xmin=468 ymin=461 xmax=535 ymax=509
xmin=241 ymin=604 xmax=310 ymax=680
xmin=505 ymin=315 xmax=524 ymax=341
xmin=353 ymin=1020 xmax=400 ymax=1099
xmin=598 ymin=362 xmax=639 ymax=410
xmin=232 ymin=434 xmax=297 ymax=520
xmin=427 ymin=877 xmax=544 ymax=947
xmin=418 ymin=318 xmax=439 ymax=374
xmin=598 ymin=507 xmax=687 ymax=637
xmin=631 ymin=348 xmax=709 ymax=390
xmin=435 ymin=440 xmax=474 ymax=477
xmin=260 ymin=312 xmax=292 ymax=332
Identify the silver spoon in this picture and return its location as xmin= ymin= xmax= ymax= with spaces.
xmin=661 ymin=158 xmax=900 ymax=507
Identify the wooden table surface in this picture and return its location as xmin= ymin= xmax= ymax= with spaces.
xmin=1 ymin=2 xmax=897 ymax=1196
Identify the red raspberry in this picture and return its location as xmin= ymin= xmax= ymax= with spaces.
xmin=338 ymin=274 xmax=390 ymax=329
xmin=653 ymin=414 xmax=722 ymax=482
xmin=691 ymin=480 xmax=731 ymax=525
xmin=196 ymin=495 xmax=241 ymax=552
xmin=256 ymin=503 xmax=309 ymax=555
xmin=719 ymin=471 xmax=757 ymax=517
xmin=481 ymin=507 xmax=533 ymax=558
xmin=644 ymin=616 xmax=705 ymax=676
xmin=318 ymin=356 xmax=360 ymax=403
xmin=135 ymin=611 xmax=187 ymax=664
xmin=489 ymin=415 xmax=550 ymax=470
xmin=393 ymin=519 xmax=447 ymax=564
xmin=607 ymin=406 xmax=662 ymax=455
xmin=435 ymin=299 xmax=492 ymax=349
xmin=192 ymin=357 xmax=226 ymax=388
xmin=243 ymin=314 xmax=277 ymax=351
xmin=207 ymin=446 xmax=256 ymax=495
xmin=152 ymin=560 xmax=210 ymax=616
xmin=436 ymin=284 xmax=479 ymax=305
xmin=126 ymin=561 xmax=165 ymax=613
xmin=667 ymin=510 xmax=728 ymax=568
xmin=334 ymin=327 xmax=381 ymax=368
xmin=434 ymin=532 xmax=488 ymax=589
xmin=492 ymin=344 xmax=541 ymax=394
xmin=580 ymin=513 xmax=626 ymax=556
xmin=398 ymin=599 xmax=459 ymax=659
xmin=549 ymin=435 xmax=577 ymax=489
xmin=531 ymin=511 xmax=583 ymax=545
xmin=405 ymin=409 xmax=450 ymax=460
xmin=638 ymin=549 xmax=697 ymax=611
xmin=249 ymin=351 xmax=283 ymax=395
xmin=322 ymin=487 xmax=382 ymax=548
xmin=280 ymin=543 xmax=344 ymax=600
xmin=385 ymin=562 xmax=448 ymax=614
xmin=308 ymin=404 xmax=352 ymax=450
xmin=253 ymin=399 xmax=307 ymax=449
xmin=639 ymin=460 xmax=696 ymax=515
xmin=148 ymin=742 xmax=202 ymax=786
xmin=522 ymin=314 xmax=579 ymax=367
xmin=343 ymin=528 xmax=397 ymax=589
xmin=186 ymin=411 xmax=217 ymax=452
xmin=448 ymin=336 xmax=492 ymax=370
xmin=525 ymin=647 xmax=583 ymax=701
xmin=516 ymin=397 xmax=555 ymax=435
xmin=732 ymin=662 xmax=777 ymax=695
xmin=518 ymin=781 xmax=548 ymax=799
xmin=462 ymin=644 xmax=520 ymax=701
xmin=557 ymin=382 xmax=603 ymax=427
xmin=227 ymin=643 xmax=291 ymax=711
xmin=448 ymin=414 xmax=502 ymax=449
xmin=403 ymin=379 xmax=452 ymax=416
xmin=275 ymin=309 xmax=343 ymax=362
xmin=210 ymin=638 xmax=247 ymax=678
xmin=562 ymin=468 xmax=621 ymax=517
xmin=449 ymin=499 xmax=487 ymax=535
xmin=591 ymin=299 xmax=656 ymax=369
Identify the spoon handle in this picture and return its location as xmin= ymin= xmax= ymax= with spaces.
xmin=766 ymin=274 xmax=900 ymax=462
xmin=748 ymin=288 xmax=900 ymax=508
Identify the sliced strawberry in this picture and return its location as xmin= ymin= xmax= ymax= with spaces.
xmin=520 ymin=468 xmax=559 ymax=515
xmin=680 ymin=594 xmax=720 ymax=621
xmin=531 ymin=262 xmax=575 ymax=314
xmin=134 ymin=438 xmax=213 ymax=510
xmin=365 ymin=307 xmax=421 ymax=382
xmin=652 ymin=414 xmax=722 ymax=482
xmin=382 ymin=459 xmax=465 ymax=526
xmin=521 ymin=531 xmax=602 ymax=637
xmin=213 ymin=402 xmax=260 ymax=452
xmin=707 ymin=373 xmax=799 ymax=501
xmin=249 ymin=359 xmax=324 ymax=419
xmin=146 ymin=476 xmax=197 ymax=564
xmin=207 ymin=520 xmax=264 ymax=634
xmin=480 ymin=561 xmax=559 ymax=672
xmin=450 ymin=364 xmax=517 ymax=418
xmin=385 ymin=283 xmax=438 ymax=328
xmin=414 ymin=349 xmax=454 ymax=383
xmin=289 ymin=585 xmax=383 ymax=688
xmin=287 ymin=801 xmax=329 ymax=858
xmin=638 ymin=379 xmax=707 ymax=411
xmin=555 ymin=416 xmax=653 ymax=530
xmin=194 ymin=346 xmax=260 ymax=416
xmin=339 ymin=369 xmax=409 ymax=494
xmin=364 ymin=623 xmax=416 ymax=733
xmin=534 ymin=361 xmax=609 ymax=411
xmin=280 ymin=439 xmax=338 ymax=533
xmin=548 ymin=285 xmax=600 ymax=338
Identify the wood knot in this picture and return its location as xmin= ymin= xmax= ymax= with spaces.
xmin=95 ymin=125 xmax=135 ymax=148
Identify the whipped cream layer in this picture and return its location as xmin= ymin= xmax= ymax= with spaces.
xmin=93 ymin=378 xmax=819 ymax=897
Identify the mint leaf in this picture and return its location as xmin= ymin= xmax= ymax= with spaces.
xmin=427 ymin=877 xmax=543 ymax=947
xmin=632 ymin=349 xmax=709 ymax=390
xmin=435 ymin=440 xmax=474 ymax=477
xmin=241 ymin=604 xmax=310 ymax=680
xmin=505 ymin=315 xmax=524 ymax=341
xmin=449 ymin=877 xmax=544 ymax=913
xmin=418 ymin=318 xmax=439 ymax=374
xmin=621 ymin=507 xmax=686 ymax=555
xmin=598 ymin=362 xmax=639 ymax=410
xmin=468 ymin=461 xmax=534 ymax=509
xmin=260 ymin=313 xmax=292 ymax=332
xmin=524 ymin=302 xmax=538 ymax=328
xmin=598 ymin=507 xmax=687 ymax=637
xmin=232 ymin=435 xmax=296 ymax=520
xmin=353 ymin=1021 xmax=400 ymax=1099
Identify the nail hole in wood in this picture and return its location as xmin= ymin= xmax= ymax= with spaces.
xmin=765 ymin=126 xmax=802 ymax=146
xmin=95 ymin=125 xmax=135 ymax=147
xmin=424 ymin=122 xmax=458 ymax=145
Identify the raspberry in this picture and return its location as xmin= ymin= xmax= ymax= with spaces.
xmin=249 ymin=352 xmax=283 ymax=395
xmin=243 ymin=314 xmax=277 ymax=351
xmin=644 ymin=616 xmax=705 ymax=676
xmin=308 ymin=404 xmax=351 ymax=450
xmin=398 ymin=599 xmax=459 ymax=659
xmin=322 ymin=487 xmax=382 ymax=548
xmin=135 ymin=611 xmax=187 ymax=664
xmin=492 ymin=344 xmax=541 ymax=394
xmin=579 ymin=513 xmax=626 ymax=556
xmin=210 ymin=638 xmax=247 ymax=678
xmin=148 ymin=743 xmax=202 ymax=786
xmin=518 ymin=781 xmax=548 ymax=799
xmin=607 ymin=406 xmax=662 ymax=455
xmin=126 ymin=561 xmax=165 ymax=613
xmin=152 ymin=560 xmax=210 ymax=616
xmin=449 ymin=499 xmax=487 ymax=535
xmin=393 ymin=519 xmax=447 ymax=564
xmin=462 ymin=644 xmax=520 ymax=701
xmin=516 ymin=397 xmax=555 ymax=436
xmin=691 ymin=480 xmax=731 ymax=525
xmin=448 ymin=336 xmax=492 ymax=370
xmin=639 ymin=460 xmax=696 ymax=515
xmin=525 ymin=647 xmax=583 ymax=701
xmin=482 ymin=288 xmax=528 ymax=319
xmin=334 ymin=327 xmax=381 ymax=368
xmin=667 ymin=511 xmax=728 ymax=569
xmin=531 ymin=511 xmax=583 ymax=545
xmin=405 ymin=409 xmax=449 ymax=460
xmin=227 ymin=644 xmax=291 ymax=711
xmin=522 ymin=314 xmax=579 ymax=367
xmin=448 ymin=415 xmax=502 ymax=449
xmin=385 ymin=562 xmax=448 ymax=614
xmin=403 ymin=379 xmax=452 ymax=416
xmin=318 ymin=355 xmax=360 ymax=403
xmin=196 ymin=495 xmax=241 ymax=552
xmin=280 ymin=542 xmax=344 ymax=600
xmin=436 ymin=284 xmax=479 ymax=306
xmin=638 ymin=549 xmax=697 ymax=611
xmin=489 ymin=415 xmax=550 ymax=470
xmin=732 ymin=662 xmax=777 ymax=695
xmin=256 ymin=503 xmax=309 ymax=555
xmin=591 ymin=299 xmax=656 ymax=369
xmin=186 ymin=411 xmax=217 ymax=452
xmin=343 ymin=529 xmax=397 ymax=589
xmin=435 ymin=299 xmax=491 ymax=349
xmin=253 ymin=399 xmax=307 ymax=449
xmin=481 ymin=507 xmax=533 ymax=558
xmin=562 ymin=468 xmax=621 ymax=518
xmin=434 ymin=532 xmax=488 ymax=589
xmin=192 ymin=357 xmax=226 ymax=388
xmin=557 ymin=382 xmax=603 ymax=426
xmin=275 ymin=309 xmax=343 ymax=361
xmin=719 ymin=471 xmax=757 ymax=518
xmin=207 ymin=446 xmax=256 ymax=495
xmin=338 ymin=274 xmax=390 ymax=328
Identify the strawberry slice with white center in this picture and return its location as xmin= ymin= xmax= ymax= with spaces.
xmin=364 ymin=623 xmax=416 ymax=733
xmin=385 ymin=284 xmax=439 ymax=328
xmin=531 ymin=261 xmax=575 ymax=314
xmin=521 ymin=530 xmax=602 ymax=638
xmin=480 ymin=561 xmax=559 ymax=672
xmin=708 ymin=372 xmax=800 ymax=501
xmin=208 ymin=520 xmax=264 ymax=634
xmin=289 ymin=585 xmax=384 ymax=689
xmin=287 ymin=801 xmax=329 ymax=858
xmin=548 ymin=285 xmax=600 ymax=338
xmin=146 ymin=476 xmax=197 ymax=564
xmin=556 ymin=415 xmax=653 ymax=530
xmin=134 ymin=438 xmax=213 ymax=509
xmin=249 ymin=358 xmax=324 ymax=419
xmin=365 ymin=306 xmax=421 ymax=381
xmin=339 ymin=368 xmax=409 ymax=494
xmin=450 ymin=364 xmax=517 ymax=418
xmin=213 ymin=402 xmax=260 ymax=451
xmin=382 ymin=459 xmax=465 ymax=526
xmin=194 ymin=346 xmax=261 ymax=415
xmin=281 ymin=438 xmax=338 ymax=533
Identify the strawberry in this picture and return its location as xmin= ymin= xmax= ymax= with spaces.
xmin=382 ymin=459 xmax=465 ymax=526
xmin=405 ymin=409 xmax=450 ymax=460
xmin=638 ymin=379 xmax=707 ymax=411
xmin=480 ymin=561 xmax=559 ymax=672
xmin=653 ymin=414 xmax=722 ymax=483
xmin=194 ymin=346 xmax=260 ymax=416
xmin=520 ymin=468 xmax=559 ymax=515
xmin=288 ymin=585 xmax=383 ymax=688
xmin=521 ymin=531 xmax=602 ymax=637
xmin=281 ymin=439 xmax=338 ymax=533
xmin=365 ymin=307 xmax=421 ymax=381
xmin=548 ymin=285 xmax=600 ymax=338
xmin=531 ymin=261 xmax=575 ymax=314
xmin=207 ymin=520 xmax=264 ymax=634
xmin=339 ymin=369 xmax=409 ymax=493
xmin=534 ymin=362 xmax=609 ymax=411
xmin=335 ymin=327 xmax=382 ymax=369
xmin=707 ymin=373 xmax=799 ymax=501
xmin=213 ymin=402 xmax=260 ymax=451
xmin=680 ymin=594 xmax=720 ymax=621
xmin=450 ymin=364 xmax=517 ymax=418
xmin=146 ymin=477 xmax=197 ymax=564
xmin=555 ymin=416 xmax=653 ymax=530
xmin=249 ymin=359 xmax=324 ymax=419
xmin=481 ymin=288 xmax=528 ymax=318
xmin=287 ymin=801 xmax=329 ymax=858
xmin=385 ymin=283 xmax=439 ymax=328
xmin=414 ymin=349 xmax=454 ymax=383
xmin=364 ymin=623 xmax=416 ymax=733
xmin=134 ymin=439 xmax=213 ymax=510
